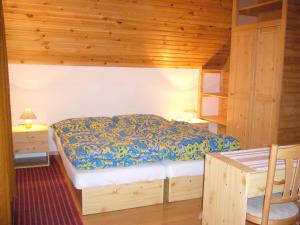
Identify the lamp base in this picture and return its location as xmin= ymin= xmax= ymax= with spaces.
xmin=24 ymin=119 xmax=32 ymax=129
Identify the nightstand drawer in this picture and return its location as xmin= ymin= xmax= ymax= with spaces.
xmin=13 ymin=131 xmax=48 ymax=143
xmin=14 ymin=141 xmax=49 ymax=154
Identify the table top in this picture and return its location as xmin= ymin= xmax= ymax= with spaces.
xmin=172 ymin=118 xmax=209 ymax=124
xmin=12 ymin=124 xmax=49 ymax=132
xmin=212 ymin=146 xmax=292 ymax=173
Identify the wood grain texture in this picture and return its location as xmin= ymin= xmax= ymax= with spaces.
xmin=13 ymin=128 xmax=50 ymax=168
xmin=200 ymin=68 xmax=229 ymax=128
xmin=247 ymin=145 xmax=300 ymax=225
xmin=278 ymin=0 xmax=300 ymax=145
xmin=202 ymin=152 xmax=287 ymax=225
xmin=54 ymin=132 xmax=164 ymax=216
xmin=247 ymin=169 xmax=285 ymax=198
xmin=82 ymin=180 xmax=164 ymax=215
xmin=249 ymin=25 xmax=282 ymax=148
xmin=228 ymin=0 xmax=300 ymax=148
xmin=55 ymin=155 xmax=257 ymax=225
xmin=202 ymin=154 xmax=249 ymax=225
xmin=165 ymin=176 xmax=203 ymax=202
xmin=227 ymin=28 xmax=257 ymax=148
xmin=0 ymin=1 xmax=15 ymax=224
xmin=2 ymin=0 xmax=232 ymax=68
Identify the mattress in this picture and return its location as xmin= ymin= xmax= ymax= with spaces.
xmin=162 ymin=159 xmax=204 ymax=178
xmin=57 ymin=141 xmax=167 ymax=189
xmin=58 ymin=135 xmax=204 ymax=188
xmin=52 ymin=115 xmax=240 ymax=170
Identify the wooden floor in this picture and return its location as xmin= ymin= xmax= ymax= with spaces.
xmin=55 ymin=156 xmax=255 ymax=225
xmin=83 ymin=199 xmax=202 ymax=225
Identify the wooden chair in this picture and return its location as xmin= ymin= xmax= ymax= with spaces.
xmin=246 ymin=145 xmax=300 ymax=225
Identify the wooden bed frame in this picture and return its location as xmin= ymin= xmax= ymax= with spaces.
xmin=164 ymin=175 xmax=203 ymax=202
xmin=53 ymin=133 xmax=164 ymax=215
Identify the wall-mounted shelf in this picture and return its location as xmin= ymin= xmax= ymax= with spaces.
xmin=199 ymin=68 xmax=228 ymax=134
xmin=201 ymin=116 xmax=227 ymax=126
xmin=235 ymin=19 xmax=282 ymax=30
xmin=202 ymin=93 xmax=228 ymax=98
xmin=235 ymin=0 xmax=283 ymax=26
xmin=239 ymin=0 xmax=282 ymax=16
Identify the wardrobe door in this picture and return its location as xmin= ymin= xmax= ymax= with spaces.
xmin=227 ymin=28 xmax=257 ymax=148
xmin=249 ymin=25 xmax=282 ymax=148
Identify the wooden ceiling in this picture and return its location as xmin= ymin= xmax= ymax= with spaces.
xmin=3 ymin=0 xmax=232 ymax=68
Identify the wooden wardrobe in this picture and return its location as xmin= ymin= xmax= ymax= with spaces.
xmin=227 ymin=0 xmax=300 ymax=148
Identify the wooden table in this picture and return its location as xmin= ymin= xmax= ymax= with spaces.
xmin=202 ymin=148 xmax=286 ymax=225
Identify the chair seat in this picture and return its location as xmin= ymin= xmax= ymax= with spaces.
xmin=247 ymin=193 xmax=299 ymax=220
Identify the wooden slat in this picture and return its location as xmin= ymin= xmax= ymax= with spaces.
xmin=0 ymin=1 xmax=15 ymax=224
xmin=278 ymin=0 xmax=300 ymax=145
xmin=165 ymin=176 xmax=203 ymax=202
xmin=82 ymin=180 xmax=164 ymax=215
xmin=2 ymin=0 xmax=232 ymax=68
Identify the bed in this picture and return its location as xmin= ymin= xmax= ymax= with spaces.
xmin=162 ymin=159 xmax=204 ymax=202
xmin=54 ymin=132 xmax=166 ymax=215
xmin=52 ymin=114 xmax=240 ymax=215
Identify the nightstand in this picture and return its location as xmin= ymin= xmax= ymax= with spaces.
xmin=189 ymin=118 xmax=209 ymax=130
xmin=12 ymin=124 xmax=49 ymax=169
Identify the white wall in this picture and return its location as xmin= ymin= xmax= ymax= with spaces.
xmin=9 ymin=64 xmax=199 ymax=151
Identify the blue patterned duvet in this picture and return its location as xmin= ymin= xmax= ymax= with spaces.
xmin=52 ymin=115 xmax=240 ymax=170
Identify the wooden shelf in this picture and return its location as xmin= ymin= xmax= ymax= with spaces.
xmin=200 ymin=116 xmax=227 ymax=126
xmin=239 ymin=0 xmax=282 ymax=16
xmin=15 ymin=155 xmax=49 ymax=169
xmin=235 ymin=19 xmax=282 ymax=30
xmin=202 ymin=93 xmax=228 ymax=98
xmin=202 ymin=69 xmax=224 ymax=74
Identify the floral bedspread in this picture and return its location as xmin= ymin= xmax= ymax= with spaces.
xmin=52 ymin=115 xmax=240 ymax=170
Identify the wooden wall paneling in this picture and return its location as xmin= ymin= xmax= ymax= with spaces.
xmin=278 ymin=0 xmax=300 ymax=145
xmin=2 ymin=0 xmax=232 ymax=68
xmin=0 ymin=1 xmax=15 ymax=224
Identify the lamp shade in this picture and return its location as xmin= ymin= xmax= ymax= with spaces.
xmin=20 ymin=108 xmax=37 ymax=120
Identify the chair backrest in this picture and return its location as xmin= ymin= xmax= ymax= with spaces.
xmin=262 ymin=144 xmax=300 ymax=224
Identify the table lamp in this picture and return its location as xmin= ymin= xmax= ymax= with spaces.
xmin=184 ymin=110 xmax=197 ymax=122
xmin=20 ymin=108 xmax=37 ymax=129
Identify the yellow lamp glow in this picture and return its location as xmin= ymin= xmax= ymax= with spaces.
xmin=184 ymin=110 xmax=197 ymax=122
xmin=20 ymin=108 xmax=37 ymax=129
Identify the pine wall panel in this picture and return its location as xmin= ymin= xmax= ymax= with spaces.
xmin=0 ymin=1 xmax=15 ymax=224
xmin=3 ymin=0 xmax=232 ymax=68
xmin=278 ymin=0 xmax=300 ymax=145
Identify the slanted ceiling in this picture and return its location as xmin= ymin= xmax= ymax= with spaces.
xmin=3 ymin=0 xmax=232 ymax=68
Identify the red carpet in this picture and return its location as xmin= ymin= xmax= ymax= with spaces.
xmin=13 ymin=158 xmax=84 ymax=225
